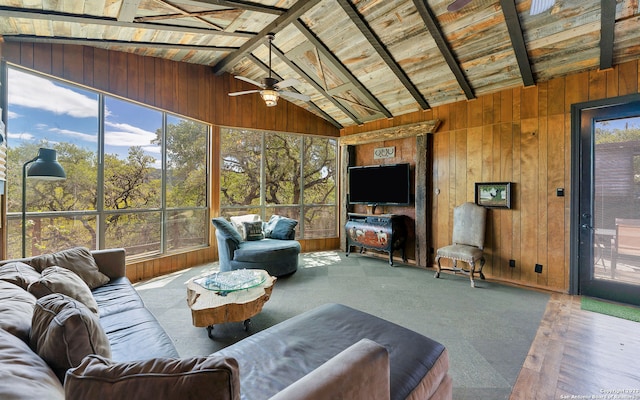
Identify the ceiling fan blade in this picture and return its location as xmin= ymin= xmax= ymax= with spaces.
xmin=275 ymin=78 xmax=300 ymax=89
xmin=530 ymin=0 xmax=555 ymax=15
xmin=228 ymin=90 xmax=260 ymax=97
xmin=279 ymin=91 xmax=310 ymax=102
xmin=234 ymin=75 xmax=264 ymax=88
xmin=447 ymin=0 xmax=472 ymax=12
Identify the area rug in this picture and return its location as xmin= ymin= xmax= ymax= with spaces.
xmin=581 ymin=297 xmax=640 ymax=322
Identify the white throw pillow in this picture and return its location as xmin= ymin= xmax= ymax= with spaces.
xmin=229 ymin=214 xmax=261 ymax=241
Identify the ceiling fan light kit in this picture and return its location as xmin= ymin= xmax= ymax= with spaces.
xmin=260 ymin=89 xmax=279 ymax=107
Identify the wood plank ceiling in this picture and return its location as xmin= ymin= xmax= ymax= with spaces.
xmin=0 ymin=0 xmax=639 ymax=129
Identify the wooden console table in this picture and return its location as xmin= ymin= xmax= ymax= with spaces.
xmin=345 ymin=213 xmax=407 ymax=266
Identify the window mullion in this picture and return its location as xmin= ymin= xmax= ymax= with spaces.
xmin=97 ymin=94 xmax=106 ymax=250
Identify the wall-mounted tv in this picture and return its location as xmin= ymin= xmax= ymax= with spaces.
xmin=348 ymin=163 xmax=411 ymax=205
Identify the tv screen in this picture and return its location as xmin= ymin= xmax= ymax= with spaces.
xmin=348 ymin=163 xmax=411 ymax=205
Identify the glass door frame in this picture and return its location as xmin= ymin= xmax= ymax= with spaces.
xmin=570 ymin=93 xmax=640 ymax=305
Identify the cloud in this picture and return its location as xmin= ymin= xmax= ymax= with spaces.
xmin=8 ymin=68 xmax=98 ymax=119
xmin=48 ymin=127 xmax=97 ymax=143
xmin=7 ymin=110 xmax=21 ymax=119
xmin=7 ymin=132 xmax=35 ymax=141
xmin=105 ymin=121 xmax=157 ymax=147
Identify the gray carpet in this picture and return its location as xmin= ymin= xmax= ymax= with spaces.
xmin=135 ymin=251 xmax=550 ymax=400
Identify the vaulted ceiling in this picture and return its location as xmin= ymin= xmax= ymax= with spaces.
xmin=1 ymin=0 xmax=639 ymax=129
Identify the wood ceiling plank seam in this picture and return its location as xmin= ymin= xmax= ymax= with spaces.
xmin=183 ymin=0 xmax=285 ymax=16
xmin=212 ymin=0 xmax=322 ymax=75
xmin=600 ymin=0 xmax=617 ymax=70
xmin=269 ymin=44 xmax=363 ymax=124
xmin=246 ymin=52 xmax=343 ymax=129
xmin=412 ymin=0 xmax=475 ymax=100
xmin=335 ymin=0 xmax=430 ymax=110
xmin=499 ymin=0 xmax=535 ymax=87
xmin=118 ymin=0 xmax=142 ymax=22
xmin=292 ymin=19 xmax=393 ymax=118
xmin=0 ymin=6 xmax=253 ymax=38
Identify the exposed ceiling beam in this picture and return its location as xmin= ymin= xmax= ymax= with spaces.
xmin=182 ymin=0 xmax=285 ymax=15
xmin=267 ymin=46 xmax=362 ymax=125
xmin=412 ymin=0 xmax=475 ymax=100
xmin=153 ymin=0 xmax=224 ymax=30
xmin=336 ymin=0 xmax=430 ymax=110
xmin=212 ymin=0 xmax=322 ymax=75
xmin=2 ymin=35 xmax=237 ymax=52
xmin=0 ymin=7 xmax=252 ymax=38
xmin=500 ymin=0 xmax=535 ymax=87
xmin=118 ymin=0 xmax=141 ymax=22
xmin=600 ymin=0 xmax=616 ymax=70
xmin=134 ymin=9 xmax=239 ymax=23
xmin=293 ymin=20 xmax=393 ymax=118
xmin=247 ymin=54 xmax=343 ymax=129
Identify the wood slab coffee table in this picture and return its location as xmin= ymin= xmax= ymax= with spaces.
xmin=186 ymin=269 xmax=276 ymax=338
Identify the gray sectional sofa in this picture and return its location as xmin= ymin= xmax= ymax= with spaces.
xmin=0 ymin=247 xmax=451 ymax=399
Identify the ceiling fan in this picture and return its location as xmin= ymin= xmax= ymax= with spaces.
xmin=446 ymin=0 xmax=555 ymax=15
xmin=229 ymin=33 xmax=310 ymax=107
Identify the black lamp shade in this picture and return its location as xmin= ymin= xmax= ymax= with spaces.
xmin=26 ymin=148 xmax=66 ymax=180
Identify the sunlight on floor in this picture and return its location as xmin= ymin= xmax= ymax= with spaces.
xmin=301 ymin=251 xmax=342 ymax=268
xmin=133 ymin=267 xmax=204 ymax=291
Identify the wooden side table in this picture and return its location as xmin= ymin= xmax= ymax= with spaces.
xmin=186 ymin=269 xmax=276 ymax=338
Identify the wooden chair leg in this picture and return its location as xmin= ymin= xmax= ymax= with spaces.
xmin=434 ymin=256 xmax=441 ymax=278
xmin=469 ymin=261 xmax=476 ymax=288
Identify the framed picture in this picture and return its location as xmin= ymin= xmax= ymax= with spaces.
xmin=475 ymin=182 xmax=512 ymax=209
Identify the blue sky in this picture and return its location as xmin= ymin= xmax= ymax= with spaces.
xmin=7 ymin=67 xmax=162 ymax=166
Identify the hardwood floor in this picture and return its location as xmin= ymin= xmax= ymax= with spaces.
xmin=511 ymin=294 xmax=640 ymax=399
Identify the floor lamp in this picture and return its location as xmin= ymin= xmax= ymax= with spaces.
xmin=22 ymin=148 xmax=66 ymax=258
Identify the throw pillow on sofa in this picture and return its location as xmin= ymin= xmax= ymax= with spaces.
xmin=0 ymin=328 xmax=64 ymax=400
xmin=212 ymin=217 xmax=244 ymax=244
xmin=264 ymin=215 xmax=298 ymax=240
xmin=30 ymin=293 xmax=112 ymax=382
xmin=28 ymin=266 xmax=99 ymax=314
xmin=243 ymin=221 xmax=265 ymax=241
xmin=65 ymin=354 xmax=241 ymax=400
xmin=0 ymin=280 xmax=37 ymax=343
xmin=0 ymin=261 xmax=41 ymax=290
xmin=230 ymin=214 xmax=261 ymax=240
xmin=28 ymin=247 xmax=110 ymax=289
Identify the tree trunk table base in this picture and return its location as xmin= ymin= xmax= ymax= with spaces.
xmin=186 ymin=269 xmax=276 ymax=338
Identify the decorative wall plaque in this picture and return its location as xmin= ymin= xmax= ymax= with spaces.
xmin=373 ymin=146 xmax=395 ymax=159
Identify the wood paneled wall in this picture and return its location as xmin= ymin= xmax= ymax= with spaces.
xmin=342 ymin=60 xmax=640 ymax=292
xmin=0 ymin=41 xmax=339 ymax=282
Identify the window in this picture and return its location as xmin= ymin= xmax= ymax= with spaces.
xmin=6 ymin=66 xmax=209 ymax=259
xmin=220 ymin=128 xmax=337 ymax=238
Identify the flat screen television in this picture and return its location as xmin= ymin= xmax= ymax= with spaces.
xmin=348 ymin=163 xmax=411 ymax=205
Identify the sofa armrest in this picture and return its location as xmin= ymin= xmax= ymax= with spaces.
xmin=269 ymin=339 xmax=390 ymax=400
xmin=91 ymin=248 xmax=126 ymax=279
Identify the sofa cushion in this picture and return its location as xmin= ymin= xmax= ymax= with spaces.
xmin=212 ymin=217 xmax=243 ymax=245
xmin=100 ymin=307 xmax=180 ymax=361
xmin=0 ymin=280 xmax=37 ymax=343
xmin=230 ymin=214 xmax=261 ymax=240
xmin=28 ymin=247 xmax=110 ymax=289
xmin=243 ymin=221 xmax=265 ymax=241
xmin=216 ymin=303 xmax=447 ymax=400
xmin=65 ymin=354 xmax=240 ymax=400
xmin=28 ymin=266 xmax=99 ymax=314
xmin=233 ymin=238 xmax=301 ymax=263
xmin=92 ymin=277 xmax=146 ymax=317
xmin=30 ymin=293 xmax=112 ymax=382
xmin=270 ymin=339 xmax=390 ymax=400
xmin=0 ymin=328 xmax=64 ymax=400
xmin=0 ymin=261 xmax=41 ymax=290
xmin=264 ymin=215 xmax=298 ymax=240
